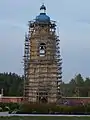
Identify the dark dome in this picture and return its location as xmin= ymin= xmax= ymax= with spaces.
xmin=35 ymin=4 xmax=50 ymax=23
xmin=36 ymin=13 xmax=50 ymax=23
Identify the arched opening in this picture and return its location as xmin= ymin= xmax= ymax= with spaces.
xmin=39 ymin=43 xmax=46 ymax=57
xmin=37 ymin=90 xmax=48 ymax=103
xmin=39 ymin=96 xmax=47 ymax=103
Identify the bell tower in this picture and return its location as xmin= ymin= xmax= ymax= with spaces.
xmin=24 ymin=4 xmax=62 ymax=103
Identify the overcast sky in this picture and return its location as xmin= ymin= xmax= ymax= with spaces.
xmin=0 ymin=0 xmax=90 ymax=82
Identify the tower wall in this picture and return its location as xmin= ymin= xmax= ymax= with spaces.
xmin=24 ymin=5 xmax=62 ymax=103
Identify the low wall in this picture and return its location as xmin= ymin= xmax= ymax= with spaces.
xmin=62 ymin=97 xmax=90 ymax=105
xmin=0 ymin=96 xmax=90 ymax=104
xmin=0 ymin=97 xmax=23 ymax=103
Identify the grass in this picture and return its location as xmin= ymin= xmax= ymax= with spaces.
xmin=0 ymin=116 xmax=90 ymax=120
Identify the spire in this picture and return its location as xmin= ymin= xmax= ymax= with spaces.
xmin=40 ymin=3 xmax=46 ymax=13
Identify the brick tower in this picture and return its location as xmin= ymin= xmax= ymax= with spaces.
xmin=24 ymin=4 xmax=62 ymax=103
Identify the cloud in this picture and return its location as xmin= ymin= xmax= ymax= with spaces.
xmin=77 ymin=19 xmax=90 ymax=25
xmin=0 ymin=19 xmax=27 ymax=30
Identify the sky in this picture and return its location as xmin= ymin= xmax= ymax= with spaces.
xmin=0 ymin=0 xmax=90 ymax=82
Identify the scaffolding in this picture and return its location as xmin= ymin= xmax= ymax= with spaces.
xmin=23 ymin=32 xmax=30 ymax=97
xmin=23 ymin=6 xmax=62 ymax=103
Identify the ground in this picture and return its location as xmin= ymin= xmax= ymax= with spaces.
xmin=0 ymin=116 xmax=90 ymax=120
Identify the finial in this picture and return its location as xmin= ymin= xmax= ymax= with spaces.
xmin=40 ymin=3 xmax=46 ymax=13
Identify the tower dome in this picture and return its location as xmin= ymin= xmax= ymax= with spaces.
xmin=36 ymin=4 xmax=50 ymax=23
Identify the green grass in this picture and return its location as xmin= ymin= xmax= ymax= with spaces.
xmin=0 ymin=116 xmax=90 ymax=120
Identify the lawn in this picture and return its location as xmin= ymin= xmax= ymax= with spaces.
xmin=0 ymin=116 xmax=90 ymax=120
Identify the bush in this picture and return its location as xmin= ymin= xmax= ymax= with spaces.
xmin=1 ymin=102 xmax=90 ymax=114
xmin=0 ymin=103 xmax=20 ymax=112
xmin=0 ymin=107 xmax=3 ymax=112
xmin=17 ymin=103 xmax=90 ymax=114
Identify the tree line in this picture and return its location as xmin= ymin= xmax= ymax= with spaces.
xmin=0 ymin=72 xmax=90 ymax=97
xmin=61 ymin=74 xmax=90 ymax=97
xmin=0 ymin=72 xmax=23 ymax=96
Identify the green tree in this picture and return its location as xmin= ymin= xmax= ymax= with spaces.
xmin=0 ymin=72 xmax=24 ymax=96
xmin=75 ymin=74 xmax=84 ymax=86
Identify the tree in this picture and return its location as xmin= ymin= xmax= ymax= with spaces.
xmin=84 ymin=77 xmax=90 ymax=86
xmin=75 ymin=74 xmax=84 ymax=86
xmin=0 ymin=72 xmax=24 ymax=96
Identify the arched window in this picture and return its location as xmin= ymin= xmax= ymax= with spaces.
xmin=39 ymin=43 xmax=46 ymax=57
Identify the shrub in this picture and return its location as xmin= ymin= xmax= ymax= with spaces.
xmin=18 ymin=103 xmax=90 ymax=114
xmin=0 ymin=103 xmax=20 ymax=112
xmin=0 ymin=107 xmax=3 ymax=112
